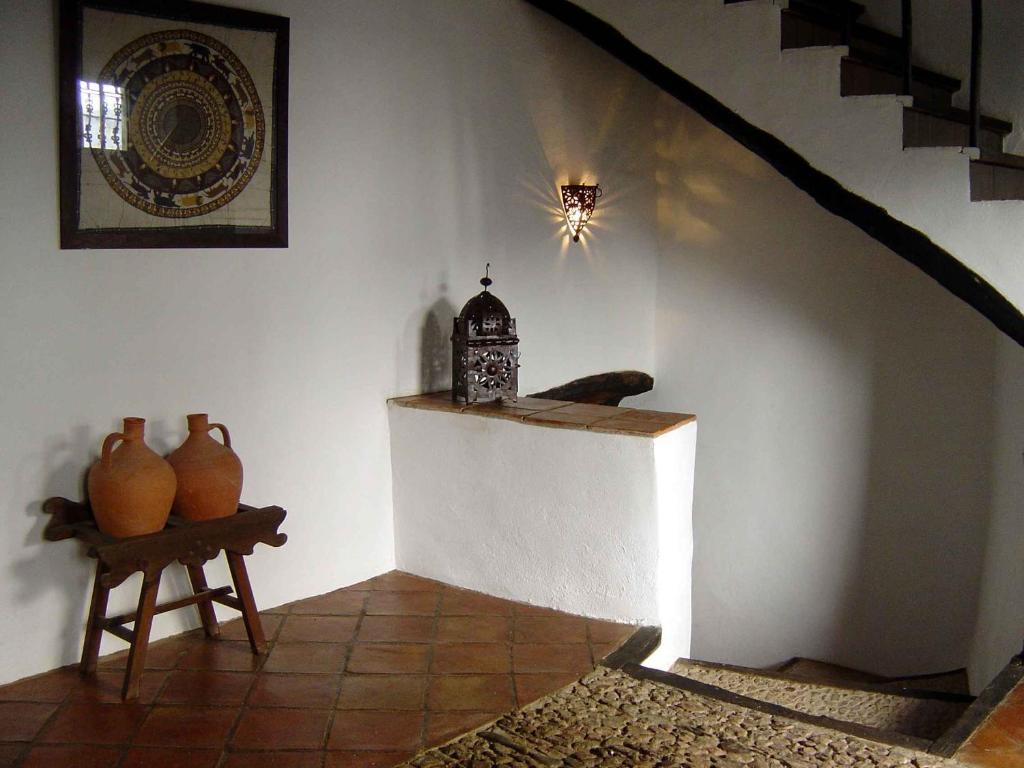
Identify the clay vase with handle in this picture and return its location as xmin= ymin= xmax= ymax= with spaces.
xmin=167 ymin=413 xmax=243 ymax=521
xmin=87 ymin=417 xmax=177 ymax=538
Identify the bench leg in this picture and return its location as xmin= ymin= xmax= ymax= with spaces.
xmin=225 ymin=551 xmax=266 ymax=654
xmin=122 ymin=572 xmax=161 ymax=701
xmin=186 ymin=564 xmax=221 ymax=639
xmin=80 ymin=561 xmax=110 ymax=675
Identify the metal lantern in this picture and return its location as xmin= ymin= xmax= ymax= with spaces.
xmin=561 ymin=183 xmax=602 ymax=242
xmin=451 ymin=265 xmax=520 ymax=405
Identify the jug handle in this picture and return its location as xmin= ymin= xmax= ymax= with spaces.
xmin=100 ymin=432 xmax=126 ymax=469
xmin=211 ymin=423 xmax=232 ymax=449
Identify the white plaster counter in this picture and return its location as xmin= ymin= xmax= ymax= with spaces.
xmin=387 ymin=393 xmax=697 ymax=669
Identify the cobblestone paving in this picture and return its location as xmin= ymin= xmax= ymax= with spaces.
xmin=400 ymin=667 xmax=967 ymax=767
xmin=671 ymin=660 xmax=967 ymax=740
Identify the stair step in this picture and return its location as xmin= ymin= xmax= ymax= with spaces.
xmin=971 ymin=159 xmax=1024 ymax=201
xmin=904 ymin=106 xmax=1010 ymax=155
xmin=783 ymin=6 xmax=902 ymax=65
xmin=671 ymin=658 xmax=971 ymax=741
xmin=842 ymin=57 xmax=958 ymax=113
xmin=409 ymin=666 xmax=965 ymax=766
xmin=775 ymin=656 xmax=972 ymax=695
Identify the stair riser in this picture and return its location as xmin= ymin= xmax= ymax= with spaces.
xmin=782 ymin=11 xmax=899 ymax=66
xmin=903 ymin=109 xmax=1005 ymax=154
xmin=843 ymin=58 xmax=952 ymax=112
xmin=971 ymin=163 xmax=1024 ymax=201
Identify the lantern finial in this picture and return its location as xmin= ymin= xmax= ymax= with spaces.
xmin=480 ymin=263 xmax=492 ymax=290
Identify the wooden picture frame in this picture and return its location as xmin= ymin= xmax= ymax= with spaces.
xmin=59 ymin=0 xmax=289 ymax=248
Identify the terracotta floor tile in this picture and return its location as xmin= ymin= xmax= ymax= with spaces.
xmin=958 ymin=745 xmax=1024 ymax=768
xmin=325 ymin=751 xmax=415 ymax=768
xmin=364 ymin=572 xmax=444 ymax=592
xmin=590 ymin=643 xmax=620 ymax=663
xmin=990 ymin=702 xmax=1024 ymax=741
xmin=223 ymin=752 xmax=324 ymax=768
xmin=279 ymin=615 xmax=360 ymax=643
xmin=231 ymin=707 xmax=331 ymax=749
xmin=336 ymin=675 xmax=427 ymax=710
xmin=20 ymin=744 xmax=119 ymax=768
xmin=514 ymin=671 xmax=581 ymax=707
xmin=0 ymin=701 xmax=57 ymax=741
xmin=263 ymin=601 xmax=294 ymax=615
xmin=328 ymin=710 xmax=424 ymax=751
xmin=38 ymin=702 xmax=145 ymax=744
xmin=218 ymin=613 xmax=284 ymax=641
xmin=512 ymin=603 xmax=568 ymax=617
xmin=440 ymin=590 xmax=513 ymax=617
xmin=427 ymin=675 xmax=515 ymax=712
xmin=357 ymin=615 xmax=435 ymax=643
xmin=586 ymin=619 xmax=635 ymax=645
xmin=347 ymin=644 xmax=430 ymax=674
xmin=248 ymin=673 xmax=342 ymax=708
xmin=264 ymin=642 xmax=348 ymax=674
xmin=120 ymin=747 xmax=220 ymax=768
xmin=962 ymin=721 xmax=1020 ymax=752
xmin=157 ymin=670 xmax=254 ymax=705
xmin=365 ymin=591 xmax=439 ymax=616
xmin=436 ymin=616 xmax=511 ymax=644
xmin=1008 ymin=681 xmax=1024 ymax=706
xmin=176 ymin=641 xmax=263 ymax=672
xmin=431 ymin=643 xmax=511 ymax=674
xmin=98 ymin=635 xmax=198 ymax=671
xmin=512 ymin=643 xmax=592 ymax=674
xmin=514 ymin=615 xmax=587 ymax=644
xmin=69 ymin=670 xmax=168 ymax=704
xmin=0 ymin=745 xmax=22 ymax=768
xmin=0 ymin=668 xmax=79 ymax=703
xmin=133 ymin=705 xmax=237 ymax=748
xmin=425 ymin=711 xmax=499 ymax=746
xmin=292 ymin=590 xmax=369 ymax=616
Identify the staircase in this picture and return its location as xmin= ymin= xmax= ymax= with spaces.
xmin=527 ymin=0 xmax=1024 ymax=345
xmin=400 ymin=649 xmax=1024 ymax=766
xmin=670 ymin=657 xmax=971 ymax=741
xmin=779 ymin=0 xmax=1024 ymax=201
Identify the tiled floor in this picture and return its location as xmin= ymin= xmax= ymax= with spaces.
xmin=0 ymin=571 xmax=635 ymax=768
xmin=957 ymin=677 xmax=1024 ymax=768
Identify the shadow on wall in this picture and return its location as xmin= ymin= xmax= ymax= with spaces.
xmin=648 ymin=90 xmax=1019 ymax=685
xmin=421 ymin=295 xmax=456 ymax=394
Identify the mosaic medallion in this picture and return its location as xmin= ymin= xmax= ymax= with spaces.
xmin=93 ymin=29 xmax=264 ymax=218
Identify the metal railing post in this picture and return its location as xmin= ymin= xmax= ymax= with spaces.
xmin=969 ymin=0 xmax=983 ymax=148
xmin=901 ymin=0 xmax=913 ymax=96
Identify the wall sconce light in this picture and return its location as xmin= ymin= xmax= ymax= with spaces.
xmin=561 ymin=183 xmax=602 ymax=242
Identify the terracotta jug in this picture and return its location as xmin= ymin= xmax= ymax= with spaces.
xmin=167 ymin=413 xmax=243 ymax=521
xmin=87 ymin=417 xmax=177 ymax=538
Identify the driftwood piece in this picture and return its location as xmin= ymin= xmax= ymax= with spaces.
xmin=529 ymin=370 xmax=654 ymax=406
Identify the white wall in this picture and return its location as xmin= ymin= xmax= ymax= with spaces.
xmin=969 ymin=333 xmax=1024 ymax=688
xmin=860 ymin=0 xmax=1024 ymax=153
xmin=0 ymin=0 xmax=658 ymax=685
xmin=388 ymin=404 xmax=696 ymax=667
xmin=637 ymin=87 xmax=1024 ymax=688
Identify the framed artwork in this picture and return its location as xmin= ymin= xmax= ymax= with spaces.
xmin=59 ymin=0 xmax=289 ymax=248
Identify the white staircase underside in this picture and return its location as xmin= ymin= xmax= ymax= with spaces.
xmin=575 ymin=0 xmax=1024 ymax=320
